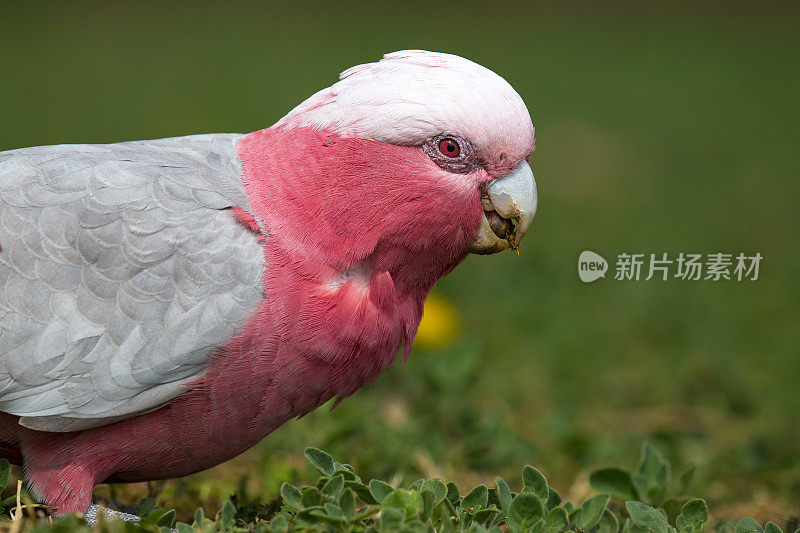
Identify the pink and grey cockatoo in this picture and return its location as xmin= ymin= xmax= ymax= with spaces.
xmin=0 ymin=50 xmax=536 ymax=518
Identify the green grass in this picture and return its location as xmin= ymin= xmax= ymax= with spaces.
xmin=1 ymin=1 xmax=799 ymax=527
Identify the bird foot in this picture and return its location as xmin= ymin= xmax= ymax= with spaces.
xmin=84 ymin=503 xmax=140 ymax=525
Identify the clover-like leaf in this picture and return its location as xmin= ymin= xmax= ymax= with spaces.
xmin=735 ymin=518 xmax=764 ymax=533
xmin=305 ymin=447 xmax=335 ymax=476
xmin=523 ymin=465 xmax=549 ymax=501
xmin=281 ymin=483 xmax=303 ymax=510
xmin=136 ymin=497 xmax=156 ymax=517
xmin=192 ymin=507 xmax=205 ymax=526
xmin=495 ymin=477 xmax=512 ymax=513
xmin=339 ymin=488 xmax=355 ymax=518
xmin=546 ymin=487 xmax=562 ymax=511
xmin=626 ymin=501 xmax=671 ymax=533
xmin=474 ymin=506 xmax=500 ymax=525
xmin=575 ymin=494 xmax=610 ymax=530
xmin=422 ymin=478 xmax=448 ymax=505
xmin=676 ymin=498 xmax=708 ymax=533
xmin=446 ymin=482 xmax=460 ymax=504
xmin=632 ymin=444 xmax=670 ymax=504
xmin=218 ymin=500 xmax=236 ymax=529
xmin=301 ymin=487 xmax=324 ymax=508
xmin=383 ymin=489 xmax=423 ymax=519
xmin=321 ymin=474 xmax=344 ymax=498
xmin=545 ymin=506 xmax=568 ymax=531
xmin=598 ymin=508 xmax=620 ymax=533
xmin=175 ymin=522 xmax=194 ymax=533
xmin=380 ymin=506 xmax=405 ymax=529
xmin=420 ymin=489 xmax=437 ymax=521
xmin=509 ymin=492 xmax=546 ymax=529
xmin=345 ymin=480 xmax=379 ymax=505
xmin=461 ymin=485 xmax=489 ymax=511
xmin=590 ymin=467 xmax=638 ymax=501
xmin=369 ymin=479 xmax=394 ymax=503
xmin=673 ymin=465 xmax=697 ymax=497
xmin=156 ymin=508 xmax=177 ymax=528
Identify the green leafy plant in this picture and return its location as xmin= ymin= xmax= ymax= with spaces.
xmin=0 ymin=445 xmax=797 ymax=532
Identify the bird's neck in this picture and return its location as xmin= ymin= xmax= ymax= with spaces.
xmin=196 ymin=240 xmax=446 ymax=444
xmin=196 ymin=127 xmax=475 ymax=439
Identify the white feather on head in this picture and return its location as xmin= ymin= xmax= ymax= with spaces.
xmin=276 ymin=50 xmax=535 ymax=169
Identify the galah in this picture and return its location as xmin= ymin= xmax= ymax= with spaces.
xmin=0 ymin=50 xmax=537 ymax=519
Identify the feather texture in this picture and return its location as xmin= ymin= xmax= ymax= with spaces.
xmin=0 ymin=134 xmax=264 ymax=431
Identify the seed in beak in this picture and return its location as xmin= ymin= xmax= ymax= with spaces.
xmin=485 ymin=210 xmax=514 ymax=240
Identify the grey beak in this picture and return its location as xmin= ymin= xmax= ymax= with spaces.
xmin=468 ymin=160 xmax=537 ymax=254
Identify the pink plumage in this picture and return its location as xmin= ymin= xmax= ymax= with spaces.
xmin=0 ymin=51 xmax=537 ymax=516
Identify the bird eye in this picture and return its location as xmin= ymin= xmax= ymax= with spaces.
xmin=438 ymin=138 xmax=461 ymax=158
xmin=424 ymin=134 xmax=478 ymax=174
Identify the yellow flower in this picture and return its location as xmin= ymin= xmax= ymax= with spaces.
xmin=415 ymin=291 xmax=460 ymax=350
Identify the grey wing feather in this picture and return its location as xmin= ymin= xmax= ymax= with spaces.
xmin=0 ymin=134 xmax=265 ymax=432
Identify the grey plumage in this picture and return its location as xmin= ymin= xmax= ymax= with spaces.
xmin=0 ymin=134 xmax=264 ymax=432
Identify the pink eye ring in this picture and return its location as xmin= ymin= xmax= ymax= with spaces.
xmin=438 ymin=138 xmax=460 ymax=158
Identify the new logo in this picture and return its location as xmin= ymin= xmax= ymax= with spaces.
xmin=578 ymin=250 xmax=608 ymax=283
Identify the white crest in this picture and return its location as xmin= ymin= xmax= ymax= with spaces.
xmin=276 ymin=51 xmax=534 ymax=161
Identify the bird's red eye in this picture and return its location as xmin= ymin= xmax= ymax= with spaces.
xmin=438 ymin=138 xmax=460 ymax=158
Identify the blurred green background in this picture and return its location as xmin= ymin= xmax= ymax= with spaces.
xmin=1 ymin=1 xmax=798 ymax=522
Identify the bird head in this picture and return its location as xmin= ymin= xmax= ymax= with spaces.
xmin=238 ymin=50 xmax=536 ymax=288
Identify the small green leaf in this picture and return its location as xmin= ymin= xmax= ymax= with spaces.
xmin=280 ymin=483 xmax=302 ymax=509
xmin=368 ymin=479 xmax=394 ymax=502
xmin=523 ymin=465 xmax=550 ymax=501
xmin=735 ymin=518 xmax=764 ymax=533
xmin=626 ymin=501 xmax=670 ymax=533
xmin=339 ymin=488 xmax=355 ymax=518
xmin=461 ymin=485 xmax=489 ymax=511
xmin=310 ymin=508 xmax=347 ymax=526
xmin=474 ymin=506 xmax=499 ymax=525
xmin=301 ymin=487 xmax=324 ymax=507
xmin=673 ymin=465 xmax=697 ymax=496
xmin=136 ymin=497 xmax=156 ymax=517
xmin=546 ymin=488 xmax=562 ymax=511
xmin=545 ymin=506 xmax=568 ymax=531
xmin=446 ymin=482 xmax=460 ymax=504
xmin=321 ymin=474 xmax=344 ymax=497
xmin=219 ymin=499 xmax=236 ymax=528
xmin=590 ymin=468 xmax=638 ymax=501
xmin=422 ymin=478 xmax=448 ymax=505
xmin=495 ymin=477 xmax=512 ymax=513
xmin=599 ymin=508 xmax=620 ymax=533
xmin=324 ymin=502 xmax=345 ymax=519
xmin=509 ymin=493 xmax=546 ymax=529
xmin=192 ymin=507 xmax=205 ymax=526
xmin=764 ymin=523 xmax=783 ymax=533
xmin=304 ymin=447 xmax=335 ymax=475
xmin=156 ymin=509 xmax=176 ymax=528
xmin=175 ymin=522 xmax=194 ymax=533
xmin=379 ymin=507 xmax=404 ymax=529
xmin=345 ymin=480 xmax=379 ymax=505
xmin=575 ymin=494 xmax=610 ymax=530
xmin=421 ymin=489 xmax=436 ymax=521
xmin=383 ymin=489 xmax=423 ymax=519
xmin=270 ymin=515 xmax=289 ymax=530
xmin=409 ymin=478 xmax=424 ymax=491
xmin=676 ymin=498 xmax=708 ymax=533
xmin=632 ymin=444 xmax=670 ymax=503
